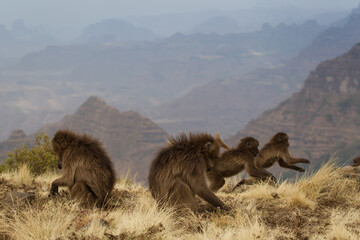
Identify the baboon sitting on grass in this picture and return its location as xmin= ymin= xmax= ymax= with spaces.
xmin=149 ymin=132 xmax=229 ymax=213
xmin=49 ymin=130 xmax=116 ymax=208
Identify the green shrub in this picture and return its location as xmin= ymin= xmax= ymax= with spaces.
xmin=0 ymin=132 xmax=58 ymax=175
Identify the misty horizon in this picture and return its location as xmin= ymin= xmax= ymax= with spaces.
xmin=1 ymin=0 xmax=359 ymax=39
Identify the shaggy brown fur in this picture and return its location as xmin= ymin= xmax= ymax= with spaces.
xmin=148 ymin=132 xmax=229 ymax=213
xmin=49 ymin=130 xmax=116 ymax=208
xmin=207 ymin=137 xmax=275 ymax=191
xmin=233 ymin=132 xmax=310 ymax=189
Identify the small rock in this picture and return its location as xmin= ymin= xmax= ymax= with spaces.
xmin=5 ymin=191 xmax=35 ymax=206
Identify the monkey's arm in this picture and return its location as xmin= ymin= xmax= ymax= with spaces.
xmin=281 ymin=150 xmax=310 ymax=164
xmin=206 ymin=168 xmax=225 ymax=192
xmin=233 ymin=159 xmax=276 ymax=190
xmin=191 ymin=177 xmax=229 ymax=210
xmin=278 ymin=158 xmax=305 ymax=172
xmin=50 ymin=176 xmax=67 ymax=195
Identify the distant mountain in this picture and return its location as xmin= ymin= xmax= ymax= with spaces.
xmin=0 ymin=24 xmax=13 ymax=44
xmin=0 ymin=96 xmax=168 ymax=181
xmin=13 ymin=19 xmax=325 ymax=111
xmin=0 ymin=19 xmax=58 ymax=68
xmin=0 ymin=129 xmax=33 ymax=162
xmin=0 ymin=18 xmax=325 ymax=141
xmin=127 ymin=6 xmax=339 ymax=36
xmin=227 ymin=42 xmax=360 ymax=168
xmin=189 ymin=16 xmax=240 ymax=35
xmin=149 ymin=8 xmax=360 ymax=137
xmin=79 ymin=19 xmax=158 ymax=43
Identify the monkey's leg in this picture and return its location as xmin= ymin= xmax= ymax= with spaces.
xmin=278 ymin=159 xmax=305 ymax=172
xmin=287 ymin=157 xmax=310 ymax=164
xmin=206 ymin=168 xmax=225 ymax=192
xmin=232 ymin=177 xmax=259 ymax=191
xmin=170 ymin=178 xmax=198 ymax=213
xmin=50 ymin=177 xmax=67 ymax=195
xmin=71 ymin=181 xmax=98 ymax=207
xmin=246 ymin=160 xmax=276 ymax=182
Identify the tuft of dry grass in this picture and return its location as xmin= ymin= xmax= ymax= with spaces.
xmin=1 ymin=157 xmax=360 ymax=239
xmin=3 ymin=201 xmax=78 ymax=240
xmin=2 ymin=164 xmax=33 ymax=186
xmin=326 ymin=208 xmax=360 ymax=240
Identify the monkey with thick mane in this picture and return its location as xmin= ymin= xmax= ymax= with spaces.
xmin=233 ymin=132 xmax=310 ymax=189
xmin=207 ymin=136 xmax=275 ymax=191
xmin=149 ymin=132 xmax=230 ymax=213
xmin=50 ymin=130 xmax=116 ymax=208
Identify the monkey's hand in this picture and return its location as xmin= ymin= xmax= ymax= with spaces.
xmin=302 ymin=159 xmax=311 ymax=164
xmin=217 ymin=205 xmax=230 ymax=212
xmin=49 ymin=185 xmax=59 ymax=196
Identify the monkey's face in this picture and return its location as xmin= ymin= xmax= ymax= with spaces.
xmin=240 ymin=137 xmax=259 ymax=155
xmin=58 ymin=158 xmax=62 ymax=169
xmin=52 ymin=138 xmax=60 ymax=154
xmin=52 ymin=130 xmax=71 ymax=155
xmin=273 ymin=132 xmax=289 ymax=142
xmin=204 ymin=140 xmax=220 ymax=159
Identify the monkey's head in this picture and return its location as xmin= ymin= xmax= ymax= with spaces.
xmin=238 ymin=137 xmax=259 ymax=155
xmin=168 ymin=132 xmax=230 ymax=171
xmin=52 ymin=130 xmax=77 ymax=168
xmin=198 ymin=133 xmax=232 ymax=171
xmin=167 ymin=132 xmax=230 ymax=158
xmin=271 ymin=132 xmax=289 ymax=143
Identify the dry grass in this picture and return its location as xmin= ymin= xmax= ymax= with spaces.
xmin=1 ymin=164 xmax=33 ymax=186
xmin=1 ymin=157 xmax=360 ymax=239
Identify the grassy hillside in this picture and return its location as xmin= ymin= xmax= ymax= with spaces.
xmin=1 ymin=160 xmax=360 ymax=240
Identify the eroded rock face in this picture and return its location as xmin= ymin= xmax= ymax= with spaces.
xmin=228 ymin=42 xmax=360 ymax=163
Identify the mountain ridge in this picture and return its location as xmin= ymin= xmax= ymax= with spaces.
xmin=0 ymin=96 xmax=169 ymax=181
xmin=227 ymin=42 xmax=360 ymax=167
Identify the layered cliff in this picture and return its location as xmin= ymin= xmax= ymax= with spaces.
xmin=228 ymin=43 xmax=360 ymax=164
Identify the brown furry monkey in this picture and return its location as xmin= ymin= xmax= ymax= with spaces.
xmin=233 ymin=132 xmax=310 ymax=189
xmin=207 ymin=137 xmax=275 ymax=191
xmin=149 ymin=132 xmax=229 ymax=213
xmin=49 ymin=130 xmax=116 ymax=208
xmin=254 ymin=132 xmax=310 ymax=171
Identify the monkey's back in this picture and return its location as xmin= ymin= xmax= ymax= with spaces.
xmin=215 ymin=149 xmax=247 ymax=177
xmin=70 ymin=135 xmax=116 ymax=201
xmin=148 ymin=133 xmax=212 ymax=200
xmin=256 ymin=140 xmax=288 ymax=168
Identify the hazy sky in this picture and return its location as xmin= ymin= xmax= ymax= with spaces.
xmin=1 ymin=0 xmax=359 ymax=28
